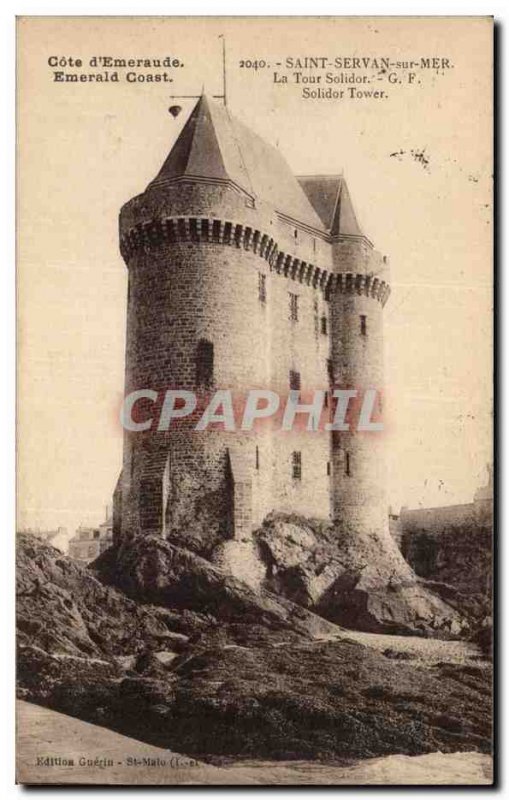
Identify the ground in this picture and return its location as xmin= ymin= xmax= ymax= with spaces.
xmin=17 ymin=702 xmax=493 ymax=785
xmin=16 ymin=532 xmax=493 ymax=783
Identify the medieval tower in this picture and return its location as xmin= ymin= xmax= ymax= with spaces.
xmin=113 ymin=94 xmax=391 ymax=564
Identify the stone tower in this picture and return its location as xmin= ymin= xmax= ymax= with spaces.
xmin=327 ymin=182 xmax=390 ymax=537
xmin=113 ymin=94 xmax=391 ymax=557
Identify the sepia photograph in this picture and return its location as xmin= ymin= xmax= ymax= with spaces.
xmin=15 ymin=15 xmax=493 ymax=786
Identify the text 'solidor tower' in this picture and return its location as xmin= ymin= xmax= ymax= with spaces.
xmin=114 ymin=95 xmax=390 ymax=559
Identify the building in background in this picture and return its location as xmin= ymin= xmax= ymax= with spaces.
xmin=388 ymin=466 xmax=493 ymax=596
xmin=68 ymin=508 xmax=113 ymax=565
xmin=397 ymin=464 xmax=494 ymax=541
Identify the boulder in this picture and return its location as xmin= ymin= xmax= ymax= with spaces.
xmin=93 ymin=533 xmax=341 ymax=640
xmin=256 ymin=515 xmax=466 ymax=637
xmin=16 ymin=533 xmax=205 ymax=659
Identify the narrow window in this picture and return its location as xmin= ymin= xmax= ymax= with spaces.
xmin=327 ymin=358 xmax=333 ymax=382
xmin=289 ymin=369 xmax=301 ymax=391
xmin=258 ymin=272 xmax=266 ymax=304
xmin=289 ymin=292 xmax=299 ymax=322
xmin=324 ymin=390 xmax=329 ymax=408
xmin=294 ymin=228 xmax=298 ymax=240
xmin=196 ymin=339 xmax=214 ymax=387
xmin=255 ymin=446 xmax=260 ymax=470
xmin=321 ymin=315 xmax=328 ymax=335
xmin=212 ymin=219 xmax=221 ymax=242
xmin=327 ymin=461 xmax=331 ymax=476
xmin=360 ymin=315 xmax=367 ymax=336
xmin=346 ymin=452 xmax=351 ymax=477
xmin=292 ymin=451 xmax=302 ymax=480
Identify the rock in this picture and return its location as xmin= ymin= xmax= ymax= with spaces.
xmin=16 ymin=532 xmax=211 ymax=659
xmin=383 ymin=649 xmax=416 ymax=660
xmin=256 ymin=514 xmax=466 ymax=638
xmin=16 ymin=534 xmax=491 ymax=763
xmin=211 ymin=539 xmax=266 ymax=590
xmin=401 ymin=525 xmax=492 ymax=625
xmin=93 ymin=534 xmax=341 ymax=640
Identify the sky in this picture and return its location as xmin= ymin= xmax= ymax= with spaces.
xmin=17 ymin=16 xmax=493 ymax=536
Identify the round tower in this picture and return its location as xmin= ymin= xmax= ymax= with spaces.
xmin=114 ymin=95 xmax=283 ymax=554
xmin=328 ymin=179 xmax=391 ymax=535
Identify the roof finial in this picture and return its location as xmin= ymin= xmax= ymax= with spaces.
xmin=168 ymin=37 xmax=228 ymax=108
xmin=218 ymin=34 xmax=227 ymax=107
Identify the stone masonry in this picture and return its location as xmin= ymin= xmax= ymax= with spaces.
xmin=114 ymin=94 xmax=391 ymax=560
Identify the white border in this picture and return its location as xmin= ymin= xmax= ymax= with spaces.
xmin=2 ymin=3 xmax=504 ymax=798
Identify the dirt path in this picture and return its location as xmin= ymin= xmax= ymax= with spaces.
xmin=17 ymin=702 xmax=492 ymax=785
xmin=333 ymin=629 xmax=483 ymax=664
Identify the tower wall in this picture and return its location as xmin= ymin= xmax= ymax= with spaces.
xmin=118 ymin=198 xmax=277 ymax=553
xmin=268 ymin=268 xmax=331 ymax=519
xmin=329 ymin=237 xmax=390 ymax=535
xmin=113 ymin=97 xmax=392 ymax=552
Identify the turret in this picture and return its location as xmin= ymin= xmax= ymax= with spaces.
xmin=328 ymin=179 xmax=390 ymax=535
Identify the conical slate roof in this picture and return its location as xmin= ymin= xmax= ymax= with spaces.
xmin=297 ymin=175 xmax=364 ymax=237
xmin=150 ymin=95 xmax=326 ymax=231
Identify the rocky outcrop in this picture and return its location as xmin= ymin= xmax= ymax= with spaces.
xmin=92 ymin=534 xmax=340 ymax=639
xmin=16 ymin=534 xmax=491 ymax=762
xmin=255 ymin=515 xmax=466 ymax=638
xmin=16 ymin=533 xmax=208 ymax=659
xmin=401 ymin=524 xmax=492 ymax=623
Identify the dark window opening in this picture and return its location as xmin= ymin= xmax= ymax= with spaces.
xmin=327 ymin=461 xmax=331 ymax=476
xmin=324 ymin=390 xmax=329 ymax=408
xmin=196 ymin=339 xmax=214 ymax=387
xmin=327 ymin=358 xmax=334 ymax=382
xmin=289 ymin=369 xmax=301 ymax=391
xmin=212 ymin=219 xmax=222 ymax=242
xmin=292 ymin=451 xmax=302 ymax=480
xmin=258 ymin=272 xmax=266 ymax=304
xmin=360 ymin=315 xmax=367 ymax=336
xmin=189 ymin=218 xmax=199 ymax=241
xmin=255 ymin=446 xmax=260 ymax=470
xmin=321 ymin=315 xmax=328 ymax=335
xmin=294 ymin=228 xmax=298 ymax=240
xmin=289 ymin=292 xmax=299 ymax=322
xmin=346 ymin=452 xmax=351 ymax=477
